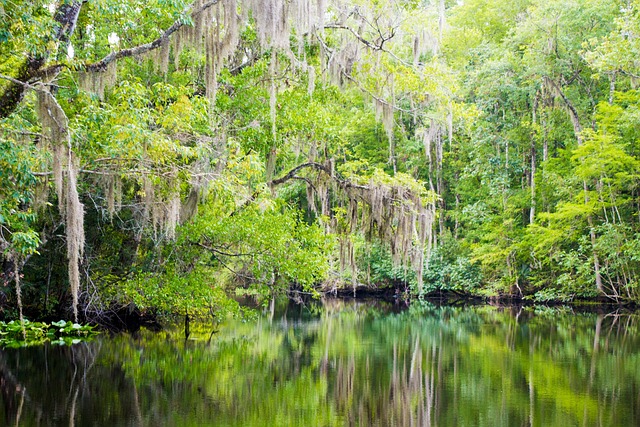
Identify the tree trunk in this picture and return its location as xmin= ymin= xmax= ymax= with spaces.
xmin=184 ymin=311 xmax=191 ymax=339
xmin=0 ymin=1 xmax=83 ymax=119
xmin=548 ymin=76 xmax=604 ymax=293
xmin=530 ymin=139 xmax=536 ymax=224
xmin=609 ymin=72 xmax=616 ymax=105
xmin=0 ymin=57 xmax=45 ymax=118
xmin=585 ymin=189 xmax=604 ymax=294
xmin=436 ymin=132 xmax=445 ymax=236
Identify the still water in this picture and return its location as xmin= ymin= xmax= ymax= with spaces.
xmin=1 ymin=300 xmax=639 ymax=426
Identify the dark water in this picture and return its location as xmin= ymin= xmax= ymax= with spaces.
xmin=1 ymin=300 xmax=639 ymax=426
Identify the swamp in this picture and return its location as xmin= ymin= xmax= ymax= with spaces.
xmin=2 ymin=299 xmax=639 ymax=426
xmin=2 ymin=0 xmax=640 ymax=425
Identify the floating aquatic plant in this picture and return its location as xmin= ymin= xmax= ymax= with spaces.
xmin=0 ymin=319 xmax=98 ymax=348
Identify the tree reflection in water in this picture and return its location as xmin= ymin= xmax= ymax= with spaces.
xmin=1 ymin=301 xmax=639 ymax=426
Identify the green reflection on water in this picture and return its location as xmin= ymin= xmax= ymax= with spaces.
xmin=1 ymin=300 xmax=639 ymax=426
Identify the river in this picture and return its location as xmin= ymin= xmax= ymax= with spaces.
xmin=1 ymin=299 xmax=638 ymax=426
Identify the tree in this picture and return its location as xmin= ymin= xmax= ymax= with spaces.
xmin=2 ymin=0 xmax=639 ymax=318
xmin=0 ymin=0 xmax=442 ymax=320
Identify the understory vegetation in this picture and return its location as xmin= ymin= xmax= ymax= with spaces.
xmin=2 ymin=0 xmax=640 ymax=323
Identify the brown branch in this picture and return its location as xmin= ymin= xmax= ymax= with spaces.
xmin=86 ymin=0 xmax=221 ymax=72
xmin=340 ymin=71 xmax=412 ymax=113
xmin=563 ymin=68 xmax=583 ymax=86
xmin=195 ymin=242 xmax=265 ymax=258
xmin=269 ymin=162 xmax=331 ymax=186
xmin=269 ymin=161 xmax=367 ymax=190
xmin=544 ymin=76 xmax=582 ymax=144
xmin=228 ymin=161 xmax=367 ymax=219
xmin=618 ymin=69 xmax=640 ymax=79
xmin=0 ymin=74 xmax=36 ymax=89
xmin=324 ymin=24 xmax=380 ymax=50
xmin=37 ymin=1 xmax=221 ymax=78
xmin=323 ymin=22 xmax=409 ymax=67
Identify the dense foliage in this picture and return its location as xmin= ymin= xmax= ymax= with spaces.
xmin=1 ymin=0 xmax=640 ymax=321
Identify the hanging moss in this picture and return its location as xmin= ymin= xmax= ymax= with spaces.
xmin=248 ymin=0 xmax=290 ymax=51
xmin=37 ymin=88 xmax=86 ymax=322
xmin=13 ymin=256 xmax=24 ymax=335
xmin=66 ymin=159 xmax=84 ymax=322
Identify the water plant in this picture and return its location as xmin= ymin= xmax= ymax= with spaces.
xmin=0 ymin=319 xmax=98 ymax=348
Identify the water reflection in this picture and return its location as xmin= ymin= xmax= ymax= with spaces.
xmin=1 ymin=301 xmax=639 ymax=426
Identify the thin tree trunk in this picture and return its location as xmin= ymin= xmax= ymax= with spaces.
xmin=531 ymin=92 xmax=539 ymax=224
xmin=548 ymin=77 xmax=604 ymax=293
xmin=436 ymin=132 xmax=445 ymax=236
xmin=454 ymin=192 xmax=460 ymax=239
xmin=530 ymin=142 xmax=536 ymax=224
xmin=542 ymin=107 xmax=549 ymax=163
xmin=184 ymin=311 xmax=190 ymax=339
xmin=586 ymin=197 xmax=604 ymax=293
xmin=609 ymin=72 xmax=616 ymax=105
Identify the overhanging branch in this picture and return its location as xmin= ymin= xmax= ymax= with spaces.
xmin=269 ymin=162 xmax=367 ymax=190
xmin=19 ymin=1 xmax=222 ymax=89
xmin=84 ymin=0 xmax=221 ymax=72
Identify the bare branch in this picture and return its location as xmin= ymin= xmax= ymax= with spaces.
xmin=315 ymin=30 xmax=414 ymax=109
xmin=323 ymin=21 xmax=409 ymax=67
xmin=196 ymin=241 xmax=265 ymax=258
xmin=0 ymin=74 xmax=33 ymax=89
xmin=324 ymin=24 xmax=380 ymax=50
xmin=340 ymin=71 xmax=412 ymax=113
xmin=269 ymin=162 xmax=330 ymax=186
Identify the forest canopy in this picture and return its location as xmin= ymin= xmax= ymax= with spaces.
xmin=1 ymin=0 xmax=640 ymax=322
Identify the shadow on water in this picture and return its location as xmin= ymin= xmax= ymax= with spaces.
xmin=1 ymin=300 xmax=640 ymax=426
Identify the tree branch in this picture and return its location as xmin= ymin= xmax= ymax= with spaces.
xmin=314 ymin=34 xmax=412 ymax=114
xmin=269 ymin=161 xmax=367 ymax=190
xmin=340 ymin=71 xmax=412 ymax=113
xmin=323 ymin=22 xmax=409 ymax=67
xmin=269 ymin=162 xmax=331 ymax=186
xmin=324 ymin=24 xmax=380 ymax=50
xmin=83 ymin=0 xmax=221 ymax=72
xmin=0 ymin=74 xmax=34 ymax=89
xmin=2 ymin=0 xmax=221 ymax=116
xmin=195 ymin=241 xmax=265 ymax=258
xmin=544 ymin=76 xmax=582 ymax=144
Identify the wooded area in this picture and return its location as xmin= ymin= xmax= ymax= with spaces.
xmin=1 ymin=0 xmax=639 ymax=322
